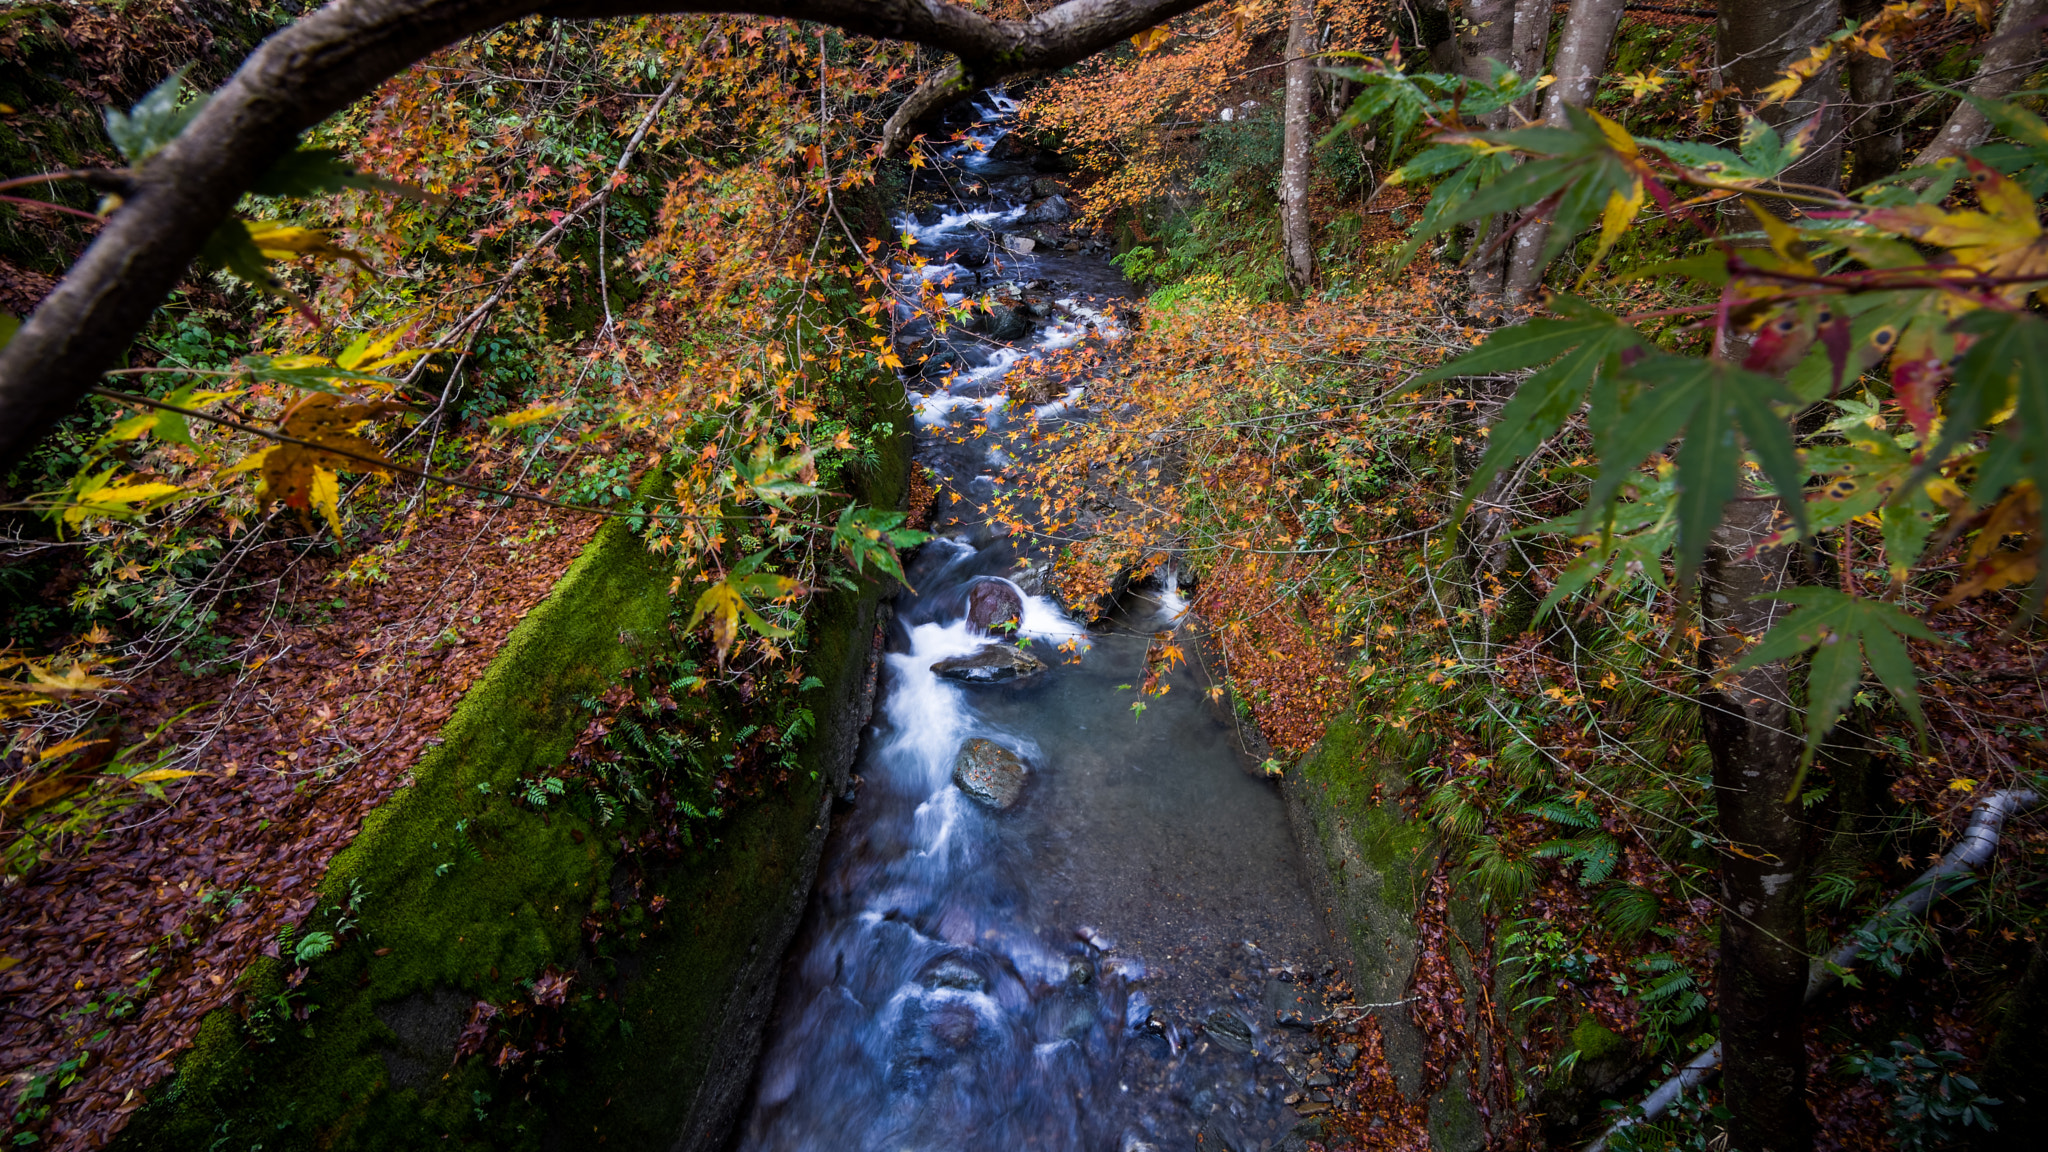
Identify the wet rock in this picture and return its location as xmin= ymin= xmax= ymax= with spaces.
xmin=965 ymin=576 xmax=1023 ymax=632
xmin=1124 ymin=991 xmax=1151 ymax=1029
xmin=953 ymin=737 xmax=1028 ymax=808
xmin=1204 ymin=1008 xmax=1254 ymax=1053
xmin=1265 ymin=978 xmax=1330 ymax=1028
xmin=925 ymin=959 xmax=986 ymax=991
xmin=953 ymin=238 xmax=992 ymax=269
xmin=1021 ymin=194 xmax=1071 ymax=224
xmin=931 ymin=642 xmax=1045 ymax=684
xmin=1076 ymin=925 xmax=1117 ymax=952
xmin=1335 ymin=1042 xmax=1360 ymax=1064
xmin=1032 ymin=177 xmax=1069 ymax=199
xmin=1000 ymin=233 xmax=1035 ymax=254
xmin=981 ymin=303 xmax=1032 ymax=342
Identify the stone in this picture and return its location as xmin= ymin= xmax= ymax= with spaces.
xmin=1000 ymin=233 xmax=1035 ymax=254
xmin=1021 ymin=194 xmax=1071 ymax=224
xmin=1265 ymin=977 xmax=1331 ymax=1027
xmin=1335 ymin=1042 xmax=1360 ymax=1064
xmin=925 ymin=959 xmax=986 ymax=991
xmin=952 ymin=737 xmax=1028 ymax=808
xmin=932 ymin=643 xmax=1045 ymax=684
xmin=981 ymin=304 xmax=1032 ymax=342
xmin=1204 ymin=1008 xmax=1254 ymax=1052
xmin=1031 ymin=177 xmax=1068 ymax=199
xmin=964 ymin=576 xmax=1023 ymax=632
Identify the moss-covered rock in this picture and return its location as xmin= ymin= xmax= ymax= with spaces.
xmin=1279 ymin=702 xmax=1482 ymax=1148
xmin=117 ymin=378 xmax=911 ymax=1150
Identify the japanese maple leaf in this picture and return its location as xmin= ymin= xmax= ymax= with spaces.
xmin=1863 ymin=159 xmax=2048 ymax=303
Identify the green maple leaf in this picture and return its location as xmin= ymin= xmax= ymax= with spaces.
xmin=1415 ymin=298 xmax=1645 ymax=522
xmin=734 ymin=446 xmax=822 ymax=512
xmin=1397 ymin=106 xmax=1646 ymax=268
xmin=1732 ymin=588 xmax=1939 ymax=774
xmin=1592 ymin=353 xmax=1809 ymax=588
xmin=831 ymin=505 xmax=928 ymax=585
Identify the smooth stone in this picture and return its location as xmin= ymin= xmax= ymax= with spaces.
xmin=925 ymin=959 xmax=986 ymax=991
xmin=965 ymin=576 xmax=1023 ymax=632
xmin=952 ymin=737 xmax=1027 ymax=808
xmin=1000 ymin=233 xmax=1035 ymax=254
xmin=1265 ymin=978 xmax=1330 ymax=1027
xmin=931 ymin=643 xmax=1045 ymax=684
xmin=982 ymin=304 xmax=1032 ymax=342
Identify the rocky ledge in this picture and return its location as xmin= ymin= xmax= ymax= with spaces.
xmin=931 ymin=643 xmax=1045 ymax=685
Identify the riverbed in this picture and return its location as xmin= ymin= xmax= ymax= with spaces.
xmin=733 ymin=93 xmax=1342 ymax=1152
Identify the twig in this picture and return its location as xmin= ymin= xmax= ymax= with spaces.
xmin=81 ymin=386 xmax=642 ymax=519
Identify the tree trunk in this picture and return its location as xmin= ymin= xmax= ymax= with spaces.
xmin=1698 ymin=494 xmax=1813 ymax=1152
xmin=1280 ymin=0 xmax=1316 ymax=293
xmin=1458 ymin=0 xmax=1519 ymax=314
xmin=1846 ymin=0 xmax=1902 ymax=189
xmin=1718 ymin=0 xmax=1844 ymax=191
xmin=1913 ymin=0 xmax=2048 ymax=171
xmin=1704 ymin=9 xmax=1843 ymax=1147
xmin=1501 ymin=0 xmax=1627 ymax=304
xmin=1508 ymin=0 xmax=1552 ymax=122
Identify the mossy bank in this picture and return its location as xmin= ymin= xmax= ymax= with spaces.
xmin=115 ymin=379 xmax=911 ymax=1151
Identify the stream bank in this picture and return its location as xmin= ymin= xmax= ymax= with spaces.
xmin=110 ymin=374 xmax=911 ymax=1149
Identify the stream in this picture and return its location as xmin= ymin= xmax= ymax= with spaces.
xmin=734 ymin=94 xmax=1343 ymax=1152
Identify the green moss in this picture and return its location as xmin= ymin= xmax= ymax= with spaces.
xmin=1295 ymin=706 xmax=1436 ymax=922
xmin=1570 ymin=1017 xmax=1628 ymax=1063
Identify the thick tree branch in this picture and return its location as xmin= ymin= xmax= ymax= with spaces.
xmin=0 ymin=0 xmax=1209 ymax=471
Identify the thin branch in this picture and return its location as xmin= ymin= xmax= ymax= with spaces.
xmin=83 ymin=386 xmax=643 ymax=519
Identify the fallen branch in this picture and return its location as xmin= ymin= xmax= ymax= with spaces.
xmin=1584 ymin=787 xmax=2043 ymax=1152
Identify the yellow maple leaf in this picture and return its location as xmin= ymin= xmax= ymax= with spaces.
xmin=1130 ymin=26 xmax=1171 ymax=56
xmin=487 ymin=400 xmax=571 ymax=430
xmin=62 ymin=479 xmax=188 ymax=527
xmin=245 ymin=223 xmax=376 ymax=274
xmin=1864 ymin=161 xmax=2048 ymax=300
xmin=309 ymin=466 xmax=343 ymax=538
xmin=130 ymin=768 xmax=205 ymax=785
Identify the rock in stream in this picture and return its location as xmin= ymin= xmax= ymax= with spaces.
xmin=931 ymin=643 xmax=1045 ymax=684
xmin=952 ymin=737 xmax=1028 ymax=808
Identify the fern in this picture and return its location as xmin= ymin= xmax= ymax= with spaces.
xmin=1525 ymin=797 xmax=1601 ymax=829
xmin=1595 ymin=883 xmax=1661 ymax=939
xmin=1462 ymin=835 xmax=1538 ymax=905
xmin=1534 ymin=833 xmax=1622 ymax=886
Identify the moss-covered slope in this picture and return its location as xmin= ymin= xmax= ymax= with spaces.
xmin=116 ymin=383 xmax=910 ymax=1150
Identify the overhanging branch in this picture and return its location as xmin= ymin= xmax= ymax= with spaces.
xmin=0 ymin=0 xmax=1211 ymax=469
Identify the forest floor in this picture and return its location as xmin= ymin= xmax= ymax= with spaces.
xmin=0 ymin=484 xmax=599 ymax=1144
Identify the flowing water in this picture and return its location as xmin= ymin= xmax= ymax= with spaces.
xmin=734 ymin=94 xmax=1341 ymax=1152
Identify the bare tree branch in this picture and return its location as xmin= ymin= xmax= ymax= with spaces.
xmin=0 ymin=0 xmax=1210 ymax=470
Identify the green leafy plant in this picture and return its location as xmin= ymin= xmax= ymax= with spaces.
xmin=1842 ymin=1035 xmax=2000 ymax=1151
